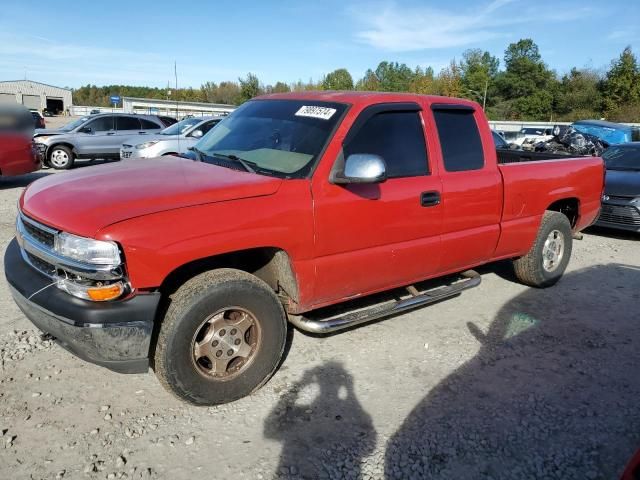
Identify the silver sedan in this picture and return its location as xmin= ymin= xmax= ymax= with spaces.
xmin=120 ymin=116 xmax=223 ymax=159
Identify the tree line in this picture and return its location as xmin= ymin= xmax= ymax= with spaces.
xmin=72 ymin=39 xmax=640 ymax=122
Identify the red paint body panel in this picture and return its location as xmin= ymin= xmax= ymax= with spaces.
xmin=0 ymin=135 xmax=40 ymax=177
xmin=18 ymin=92 xmax=605 ymax=313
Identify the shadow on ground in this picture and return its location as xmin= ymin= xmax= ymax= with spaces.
xmin=584 ymin=226 xmax=639 ymax=241
xmin=264 ymin=361 xmax=376 ymax=479
xmin=384 ymin=263 xmax=640 ymax=480
xmin=0 ymin=171 xmax=52 ymax=189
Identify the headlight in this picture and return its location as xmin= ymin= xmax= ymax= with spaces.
xmin=54 ymin=232 xmax=121 ymax=265
xmin=135 ymin=141 xmax=159 ymax=149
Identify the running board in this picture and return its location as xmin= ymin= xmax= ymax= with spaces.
xmin=288 ymin=270 xmax=481 ymax=334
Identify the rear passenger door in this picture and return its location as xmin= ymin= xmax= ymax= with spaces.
xmin=311 ymin=103 xmax=444 ymax=305
xmin=431 ymin=104 xmax=503 ymax=271
xmin=112 ymin=116 xmax=144 ymax=155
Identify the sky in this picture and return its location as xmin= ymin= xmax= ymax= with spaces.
xmin=0 ymin=0 xmax=638 ymax=89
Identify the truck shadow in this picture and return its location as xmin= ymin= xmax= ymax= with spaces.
xmin=384 ymin=263 xmax=640 ymax=479
xmin=264 ymin=361 xmax=376 ymax=479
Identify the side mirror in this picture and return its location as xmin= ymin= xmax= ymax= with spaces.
xmin=191 ymin=129 xmax=203 ymax=138
xmin=331 ymin=154 xmax=387 ymax=184
xmin=79 ymin=126 xmax=92 ymax=134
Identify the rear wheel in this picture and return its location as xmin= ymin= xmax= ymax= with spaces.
xmin=48 ymin=145 xmax=74 ymax=169
xmin=154 ymin=269 xmax=287 ymax=405
xmin=513 ymin=211 xmax=573 ymax=288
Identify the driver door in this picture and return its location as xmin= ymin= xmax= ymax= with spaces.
xmin=310 ymin=103 xmax=444 ymax=306
xmin=74 ymin=116 xmax=115 ymax=158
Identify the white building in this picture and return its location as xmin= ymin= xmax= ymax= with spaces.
xmin=122 ymin=97 xmax=235 ymax=118
xmin=0 ymin=80 xmax=72 ymax=114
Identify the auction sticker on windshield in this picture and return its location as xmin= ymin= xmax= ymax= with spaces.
xmin=295 ymin=105 xmax=336 ymax=120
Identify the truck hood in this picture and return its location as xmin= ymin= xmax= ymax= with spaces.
xmin=604 ymin=169 xmax=640 ymax=197
xmin=21 ymin=158 xmax=282 ymax=237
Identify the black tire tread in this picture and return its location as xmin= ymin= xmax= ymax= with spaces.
xmin=154 ymin=268 xmax=286 ymax=405
xmin=513 ymin=211 xmax=572 ymax=288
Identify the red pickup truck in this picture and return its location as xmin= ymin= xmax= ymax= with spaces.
xmin=5 ymin=92 xmax=603 ymax=405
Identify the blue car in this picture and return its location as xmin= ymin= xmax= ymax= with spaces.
xmin=572 ymin=120 xmax=637 ymax=145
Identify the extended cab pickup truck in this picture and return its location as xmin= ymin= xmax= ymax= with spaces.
xmin=4 ymin=92 xmax=604 ymax=405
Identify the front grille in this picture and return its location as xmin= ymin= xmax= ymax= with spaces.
xmin=25 ymin=251 xmax=56 ymax=277
xmin=22 ymin=218 xmax=55 ymax=248
xmin=599 ymin=204 xmax=640 ymax=226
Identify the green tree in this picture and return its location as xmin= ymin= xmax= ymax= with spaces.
xmin=602 ymin=46 xmax=640 ymax=120
xmin=496 ymin=39 xmax=557 ymax=119
xmin=272 ymin=81 xmax=291 ymax=93
xmin=409 ymin=66 xmax=436 ymax=94
xmin=322 ymin=68 xmax=354 ymax=90
xmin=459 ymin=49 xmax=499 ymax=108
xmin=436 ymin=61 xmax=463 ymax=97
xmin=355 ymin=69 xmax=380 ymax=91
xmin=238 ymin=73 xmax=262 ymax=103
xmin=555 ymin=68 xmax=603 ymax=121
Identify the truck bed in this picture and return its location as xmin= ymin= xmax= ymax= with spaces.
xmin=497 ymin=148 xmax=584 ymax=164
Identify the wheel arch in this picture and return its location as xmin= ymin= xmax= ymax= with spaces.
xmin=159 ymin=247 xmax=300 ymax=307
xmin=546 ymin=197 xmax=580 ymax=228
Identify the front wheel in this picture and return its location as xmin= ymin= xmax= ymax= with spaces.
xmin=153 ymin=269 xmax=287 ymax=405
xmin=48 ymin=145 xmax=75 ymax=169
xmin=513 ymin=211 xmax=573 ymax=288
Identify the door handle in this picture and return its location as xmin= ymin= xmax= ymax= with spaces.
xmin=420 ymin=191 xmax=441 ymax=207
xmin=106 ymin=132 xmax=116 ymax=135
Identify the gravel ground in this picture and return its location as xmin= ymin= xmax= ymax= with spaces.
xmin=1 ymin=169 xmax=639 ymax=480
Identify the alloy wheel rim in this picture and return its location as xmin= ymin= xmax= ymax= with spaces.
xmin=542 ymin=229 xmax=565 ymax=272
xmin=190 ymin=307 xmax=261 ymax=380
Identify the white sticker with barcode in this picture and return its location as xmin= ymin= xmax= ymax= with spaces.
xmin=295 ymin=105 xmax=337 ymax=120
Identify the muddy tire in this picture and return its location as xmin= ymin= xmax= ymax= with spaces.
xmin=153 ymin=268 xmax=287 ymax=405
xmin=48 ymin=145 xmax=74 ymax=170
xmin=513 ymin=211 xmax=573 ymax=288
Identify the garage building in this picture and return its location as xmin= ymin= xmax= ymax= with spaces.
xmin=0 ymin=80 xmax=72 ymax=114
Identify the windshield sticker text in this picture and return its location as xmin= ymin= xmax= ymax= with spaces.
xmin=295 ymin=106 xmax=337 ymax=120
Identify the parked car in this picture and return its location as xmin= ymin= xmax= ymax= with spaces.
xmin=595 ymin=142 xmax=640 ymax=232
xmin=33 ymin=113 xmax=166 ymax=169
xmin=158 ymin=115 xmax=178 ymax=126
xmin=572 ymin=120 xmax=636 ymax=145
xmin=0 ymin=106 xmax=40 ymax=177
xmin=511 ymin=127 xmax=554 ymax=148
xmin=6 ymin=92 xmax=604 ymax=406
xmin=120 ymin=116 xmax=222 ymax=159
xmin=89 ymin=109 xmax=101 ymax=115
xmin=492 ymin=129 xmax=581 ymax=163
xmin=30 ymin=111 xmax=45 ymax=129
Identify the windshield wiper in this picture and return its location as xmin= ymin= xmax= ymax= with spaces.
xmin=211 ymin=153 xmax=256 ymax=174
xmin=191 ymin=146 xmax=205 ymax=161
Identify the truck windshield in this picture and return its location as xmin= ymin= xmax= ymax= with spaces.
xmin=160 ymin=117 xmax=202 ymax=135
xmin=194 ymin=99 xmax=347 ymax=178
xmin=602 ymin=146 xmax=640 ymax=171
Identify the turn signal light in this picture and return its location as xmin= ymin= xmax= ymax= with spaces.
xmin=86 ymin=283 xmax=125 ymax=302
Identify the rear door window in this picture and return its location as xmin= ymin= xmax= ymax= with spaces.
xmin=116 ymin=116 xmax=142 ymax=131
xmin=140 ymin=118 xmax=161 ymax=129
xmin=344 ymin=111 xmax=428 ymax=178
xmin=433 ymin=109 xmax=484 ymax=172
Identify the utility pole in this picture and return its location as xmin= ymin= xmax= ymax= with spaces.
xmin=482 ymin=78 xmax=488 ymax=111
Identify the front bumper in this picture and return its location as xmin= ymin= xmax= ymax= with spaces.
xmin=595 ymin=198 xmax=640 ymax=233
xmin=4 ymin=239 xmax=161 ymax=373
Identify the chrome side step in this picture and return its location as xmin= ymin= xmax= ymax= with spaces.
xmin=288 ymin=270 xmax=481 ymax=334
